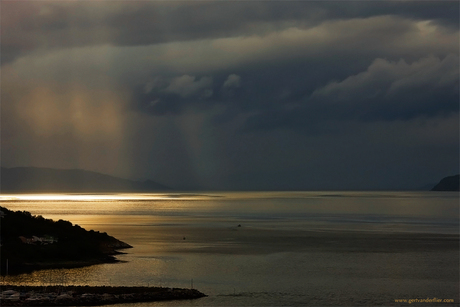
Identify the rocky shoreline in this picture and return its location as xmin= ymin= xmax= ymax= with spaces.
xmin=0 ymin=285 xmax=207 ymax=306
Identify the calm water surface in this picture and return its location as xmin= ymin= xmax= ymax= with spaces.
xmin=1 ymin=191 xmax=459 ymax=306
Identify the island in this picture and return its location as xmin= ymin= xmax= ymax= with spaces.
xmin=0 ymin=206 xmax=132 ymax=275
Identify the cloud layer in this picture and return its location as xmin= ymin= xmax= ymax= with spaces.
xmin=2 ymin=2 xmax=458 ymax=190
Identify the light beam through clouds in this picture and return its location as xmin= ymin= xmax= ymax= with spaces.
xmin=1 ymin=1 xmax=458 ymax=190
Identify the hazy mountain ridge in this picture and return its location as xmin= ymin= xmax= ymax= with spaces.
xmin=431 ymin=174 xmax=460 ymax=191
xmin=0 ymin=167 xmax=171 ymax=193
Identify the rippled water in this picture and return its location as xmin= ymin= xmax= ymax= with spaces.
xmin=1 ymin=191 xmax=459 ymax=306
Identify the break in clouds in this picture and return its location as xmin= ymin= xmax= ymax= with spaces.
xmin=1 ymin=1 xmax=458 ymax=190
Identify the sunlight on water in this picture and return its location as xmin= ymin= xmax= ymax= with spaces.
xmin=0 ymin=193 xmax=216 ymax=201
xmin=1 ymin=191 xmax=458 ymax=224
xmin=1 ymin=192 xmax=458 ymax=306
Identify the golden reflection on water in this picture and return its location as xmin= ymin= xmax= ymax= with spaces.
xmin=1 ymin=266 xmax=104 ymax=287
xmin=1 ymin=191 xmax=458 ymax=306
xmin=1 ymin=191 xmax=458 ymax=222
xmin=0 ymin=193 xmax=215 ymax=201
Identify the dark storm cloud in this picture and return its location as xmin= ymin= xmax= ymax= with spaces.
xmin=4 ymin=10 xmax=457 ymax=124
xmin=2 ymin=1 xmax=458 ymax=190
xmin=239 ymin=54 xmax=459 ymax=133
xmin=135 ymin=75 xmax=215 ymax=115
xmin=2 ymin=1 xmax=458 ymax=64
xmin=322 ymin=1 xmax=459 ymax=29
xmin=118 ymin=12 xmax=456 ymax=120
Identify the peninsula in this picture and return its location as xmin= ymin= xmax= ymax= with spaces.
xmin=0 ymin=206 xmax=131 ymax=275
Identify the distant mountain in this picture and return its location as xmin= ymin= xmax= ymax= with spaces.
xmin=0 ymin=167 xmax=171 ymax=193
xmin=431 ymin=174 xmax=459 ymax=191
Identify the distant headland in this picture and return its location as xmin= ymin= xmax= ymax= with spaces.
xmin=0 ymin=206 xmax=132 ymax=275
xmin=0 ymin=167 xmax=171 ymax=193
xmin=431 ymin=174 xmax=460 ymax=191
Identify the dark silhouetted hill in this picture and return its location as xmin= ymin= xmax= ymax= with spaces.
xmin=0 ymin=167 xmax=171 ymax=193
xmin=0 ymin=206 xmax=132 ymax=274
xmin=431 ymin=174 xmax=459 ymax=191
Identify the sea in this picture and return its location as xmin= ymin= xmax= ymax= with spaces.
xmin=1 ymin=191 xmax=459 ymax=306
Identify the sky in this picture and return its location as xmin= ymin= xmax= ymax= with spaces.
xmin=1 ymin=1 xmax=459 ymax=191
